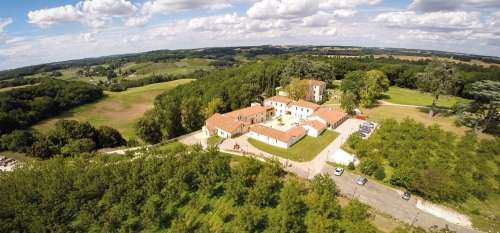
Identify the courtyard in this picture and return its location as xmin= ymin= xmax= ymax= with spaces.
xmin=260 ymin=114 xmax=304 ymax=132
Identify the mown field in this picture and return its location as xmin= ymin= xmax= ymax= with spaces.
xmin=31 ymin=79 xmax=195 ymax=139
xmin=23 ymin=58 xmax=214 ymax=81
xmin=381 ymin=86 xmax=468 ymax=108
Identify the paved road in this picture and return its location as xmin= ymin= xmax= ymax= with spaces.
xmin=320 ymin=166 xmax=479 ymax=233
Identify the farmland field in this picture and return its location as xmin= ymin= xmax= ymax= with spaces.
xmin=381 ymin=86 xmax=468 ymax=108
xmin=31 ymin=79 xmax=195 ymax=139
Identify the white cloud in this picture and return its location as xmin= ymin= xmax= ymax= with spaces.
xmin=125 ymin=16 xmax=149 ymax=27
xmin=84 ymin=32 xmax=96 ymax=42
xmin=333 ymin=9 xmax=357 ymax=18
xmin=408 ymin=0 xmax=500 ymax=12
xmin=141 ymin=0 xmax=233 ymax=14
xmin=247 ymin=0 xmax=319 ymax=20
xmin=28 ymin=5 xmax=83 ymax=27
xmin=27 ymin=0 xmax=138 ymax=29
xmin=81 ymin=0 xmax=137 ymax=17
xmin=302 ymin=11 xmax=333 ymax=27
xmin=210 ymin=3 xmax=233 ymax=10
xmin=0 ymin=18 xmax=13 ymax=32
xmin=372 ymin=11 xmax=483 ymax=30
xmin=0 ymin=18 xmax=13 ymax=45
xmin=486 ymin=11 xmax=500 ymax=27
xmin=214 ymin=13 xmax=241 ymax=24
xmin=320 ymin=0 xmax=382 ymax=9
xmin=310 ymin=27 xmax=338 ymax=36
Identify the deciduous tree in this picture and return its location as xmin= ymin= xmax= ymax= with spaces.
xmin=416 ymin=58 xmax=460 ymax=117
xmin=285 ymin=78 xmax=309 ymax=101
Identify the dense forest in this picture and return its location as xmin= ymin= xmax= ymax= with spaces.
xmin=0 ymin=145 xmax=454 ymax=233
xmin=344 ymin=117 xmax=500 ymax=203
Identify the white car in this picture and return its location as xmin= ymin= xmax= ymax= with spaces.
xmin=291 ymin=122 xmax=299 ymax=126
xmin=334 ymin=167 xmax=344 ymax=176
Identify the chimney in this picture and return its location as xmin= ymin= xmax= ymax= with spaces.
xmin=259 ymin=125 xmax=262 ymax=129
xmin=329 ymin=108 xmax=332 ymax=111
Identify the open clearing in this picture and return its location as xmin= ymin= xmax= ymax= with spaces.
xmin=30 ymin=79 xmax=194 ymax=139
xmin=381 ymin=86 xmax=468 ymax=108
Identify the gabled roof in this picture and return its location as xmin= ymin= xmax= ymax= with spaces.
xmin=310 ymin=108 xmax=348 ymax=125
xmin=292 ymin=100 xmax=321 ymax=110
xmin=267 ymin=96 xmax=292 ymax=104
xmin=250 ymin=125 xmax=293 ymax=142
xmin=285 ymin=127 xmax=307 ymax=137
xmin=206 ymin=113 xmax=244 ymax=133
xmin=300 ymin=120 xmax=326 ymax=131
xmin=225 ymin=105 xmax=272 ymax=119
xmin=308 ymin=80 xmax=326 ymax=86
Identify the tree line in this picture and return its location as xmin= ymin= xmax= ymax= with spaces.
xmin=0 ymin=145 xmax=454 ymax=232
xmin=345 ymin=117 xmax=500 ymax=203
xmin=1 ymin=119 xmax=125 ymax=159
xmin=0 ymin=78 xmax=103 ymax=135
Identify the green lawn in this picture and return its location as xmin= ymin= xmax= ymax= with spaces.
xmin=248 ymin=130 xmax=340 ymax=162
xmin=381 ymin=86 xmax=468 ymax=108
xmin=30 ymin=79 xmax=195 ymax=139
xmin=207 ymin=136 xmax=222 ymax=146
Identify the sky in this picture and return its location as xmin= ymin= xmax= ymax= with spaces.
xmin=1 ymin=0 xmax=500 ymax=71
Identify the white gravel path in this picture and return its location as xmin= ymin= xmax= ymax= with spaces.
xmin=416 ymin=199 xmax=473 ymax=229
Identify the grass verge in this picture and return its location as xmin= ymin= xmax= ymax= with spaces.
xmin=248 ymin=130 xmax=340 ymax=162
xmin=207 ymin=136 xmax=221 ymax=146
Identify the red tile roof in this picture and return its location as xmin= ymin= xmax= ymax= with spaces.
xmin=205 ymin=113 xmax=244 ymax=133
xmin=308 ymin=80 xmax=326 ymax=86
xmin=225 ymin=105 xmax=271 ymax=119
xmin=300 ymin=120 xmax=326 ymax=131
xmin=292 ymin=100 xmax=321 ymax=110
xmin=267 ymin=96 xmax=292 ymax=104
xmin=310 ymin=108 xmax=348 ymax=126
xmin=285 ymin=127 xmax=307 ymax=137
xmin=250 ymin=125 xmax=294 ymax=142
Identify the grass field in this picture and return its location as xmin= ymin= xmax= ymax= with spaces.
xmin=207 ymin=136 xmax=222 ymax=146
xmin=374 ymin=55 xmax=497 ymax=68
xmin=381 ymin=86 xmax=468 ymax=108
xmin=248 ymin=130 xmax=340 ymax=162
xmin=30 ymin=79 xmax=195 ymax=139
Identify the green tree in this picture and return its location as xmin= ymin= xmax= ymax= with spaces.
xmin=310 ymin=61 xmax=335 ymax=83
xmin=235 ymin=203 xmax=264 ymax=233
xmin=416 ymin=57 xmax=460 ymax=117
xmin=285 ymin=78 xmax=309 ymax=101
xmin=340 ymin=91 xmax=359 ymax=115
xmin=468 ymin=80 xmax=500 ymax=133
xmin=342 ymin=198 xmax=369 ymax=222
xmin=269 ymin=178 xmax=307 ymax=233
xmin=205 ymin=97 xmax=226 ymax=118
xmin=154 ymin=95 xmax=183 ymax=139
xmin=0 ymin=130 xmax=35 ymax=153
xmin=280 ymin=57 xmax=312 ymax=86
xmin=60 ymin=138 xmax=96 ymax=157
xmin=341 ymin=70 xmax=389 ymax=107
xmin=134 ymin=110 xmax=163 ymax=144
xmin=181 ymin=97 xmax=204 ymax=133
xmin=96 ymin=125 xmax=125 ymax=148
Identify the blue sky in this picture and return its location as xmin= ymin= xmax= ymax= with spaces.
xmin=1 ymin=0 xmax=500 ymax=70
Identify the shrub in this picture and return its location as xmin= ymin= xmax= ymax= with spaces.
xmin=374 ymin=166 xmax=386 ymax=180
xmin=348 ymin=162 xmax=355 ymax=170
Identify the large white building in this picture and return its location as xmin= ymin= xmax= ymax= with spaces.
xmin=249 ymin=125 xmax=307 ymax=149
xmin=265 ymin=96 xmax=292 ymax=117
xmin=307 ymin=80 xmax=327 ymax=102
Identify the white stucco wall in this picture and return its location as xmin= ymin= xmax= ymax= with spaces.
xmin=290 ymin=105 xmax=315 ymax=118
xmin=249 ymin=131 xmax=289 ymax=148
xmin=266 ymin=100 xmax=288 ymax=117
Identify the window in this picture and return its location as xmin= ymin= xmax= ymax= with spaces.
xmin=301 ymin=108 xmax=303 ymax=111
xmin=276 ymin=139 xmax=277 ymax=143
xmin=307 ymin=109 xmax=309 ymax=113
xmin=281 ymin=103 xmax=282 ymax=107
xmin=267 ymin=136 xmax=269 ymax=140
xmin=295 ymin=107 xmax=297 ymax=110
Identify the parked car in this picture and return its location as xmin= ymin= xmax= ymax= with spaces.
xmin=402 ymin=192 xmax=411 ymax=201
xmin=359 ymin=128 xmax=371 ymax=134
xmin=356 ymin=131 xmax=366 ymax=137
xmin=357 ymin=177 xmax=368 ymax=185
xmin=291 ymin=122 xmax=299 ymax=126
xmin=363 ymin=122 xmax=374 ymax=128
xmin=334 ymin=167 xmax=344 ymax=176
